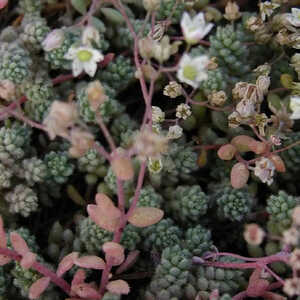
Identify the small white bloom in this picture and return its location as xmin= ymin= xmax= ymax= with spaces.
xmin=152 ymin=106 xmax=165 ymax=123
xmin=286 ymin=8 xmax=300 ymax=27
xmin=254 ymin=157 xmax=275 ymax=185
xmin=42 ymin=29 xmax=64 ymax=52
xmin=177 ymin=54 xmax=210 ymax=89
xmin=176 ymin=103 xmax=191 ymax=120
xmin=64 ymin=46 xmax=104 ymax=77
xmin=82 ymin=26 xmax=100 ymax=46
xmin=181 ymin=12 xmax=214 ymax=45
xmin=290 ymin=95 xmax=300 ymax=119
xmin=167 ymin=125 xmax=183 ymax=139
xmin=148 ymin=157 xmax=163 ymax=174
xmin=259 ymin=1 xmax=280 ymax=21
xmin=236 ymin=98 xmax=256 ymax=118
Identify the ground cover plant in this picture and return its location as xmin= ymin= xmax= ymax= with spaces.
xmin=1 ymin=0 xmax=300 ymax=299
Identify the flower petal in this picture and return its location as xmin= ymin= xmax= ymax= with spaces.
xmin=72 ymin=60 xmax=83 ymax=77
xmin=29 ymin=277 xmax=51 ymax=300
xmin=83 ymin=61 xmax=97 ymax=77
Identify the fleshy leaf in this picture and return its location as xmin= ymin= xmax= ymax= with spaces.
xmin=57 ymin=252 xmax=79 ymax=277
xmin=71 ymin=269 xmax=86 ymax=287
xmin=106 ymin=280 xmax=130 ymax=295
xmin=72 ymin=283 xmax=100 ymax=299
xmin=29 ymin=277 xmax=51 ymax=299
xmin=71 ymin=0 xmax=87 ymax=14
xmin=231 ymin=163 xmax=249 ymax=189
xmin=0 ymin=254 xmax=11 ymax=265
xmin=128 ymin=207 xmax=164 ymax=228
xmin=217 ymin=144 xmax=236 ymax=160
xmin=0 ymin=216 xmax=6 ymax=248
xmin=10 ymin=232 xmax=30 ymax=256
xmin=21 ymin=252 xmax=36 ymax=269
xmin=75 ymin=255 xmax=106 ymax=270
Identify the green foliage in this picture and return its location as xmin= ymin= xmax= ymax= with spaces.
xmin=141 ymin=218 xmax=183 ymax=251
xmin=130 ymin=185 xmax=163 ymax=208
xmin=145 ymin=245 xmax=192 ymax=300
xmin=22 ymin=157 xmax=47 ymax=186
xmin=44 ymin=151 xmax=74 ymax=184
xmin=0 ymin=162 xmax=13 ymax=189
xmin=0 ymin=43 xmax=33 ymax=84
xmin=200 ymin=68 xmax=228 ymax=96
xmin=156 ymin=0 xmax=185 ymax=23
xmin=169 ymin=185 xmax=208 ymax=223
xmin=184 ymin=224 xmax=213 ymax=256
xmin=215 ymin=185 xmax=254 ymax=222
xmin=18 ymin=0 xmax=43 ymax=15
xmin=209 ymin=25 xmax=250 ymax=76
xmin=97 ymin=55 xmax=135 ymax=93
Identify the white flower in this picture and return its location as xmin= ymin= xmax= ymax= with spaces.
xmin=259 ymin=1 xmax=280 ymax=21
xmin=254 ymin=157 xmax=275 ymax=185
xmin=64 ymin=46 xmax=104 ymax=77
xmin=181 ymin=12 xmax=214 ymax=45
xmin=42 ymin=29 xmax=64 ymax=51
xmin=167 ymin=125 xmax=183 ymax=139
xmin=290 ymin=95 xmax=300 ymax=119
xmin=152 ymin=106 xmax=165 ymax=123
xmin=177 ymin=54 xmax=210 ymax=89
xmin=236 ymin=98 xmax=256 ymax=118
xmin=286 ymin=8 xmax=300 ymax=27
xmin=176 ymin=103 xmax=191 ymax=120
xmin=82 ymin=26 xmax=100 ymax=46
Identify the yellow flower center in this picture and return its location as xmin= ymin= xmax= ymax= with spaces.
xmin=183 ymin=65 xmax=197 ymax=81
xmin=77 ymin=50 xmax=93 ymax=62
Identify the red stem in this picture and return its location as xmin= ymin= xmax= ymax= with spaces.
xmin=0 ymin=247 xmax=71 ymax=295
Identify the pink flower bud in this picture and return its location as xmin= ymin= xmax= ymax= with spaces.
xmin=10 ymin=232 xmax=30 ymax=256
xmin=57 ymin=252 xmax=79 ymax=277
xmin=244 ymin=223 xmax=265 ymax=246
xmin=111 ymin=154 xmax=134 ymax=181
xmin=42 ymin=29 xmax=64 ymax=51
xmin=74 ymin=255 xmax=106 ymax=270
xmin=230 ymin=163 xmax=249 ymax=189
xmin=29 ymin=277 xmax=51 ymax=299
xmin=128 ymin=207 xmax=164 ymax=228
xmin=217 ymin=144 xmax=236 ymax=160
xmin=107 ymin=280 xmax=130 ymax=295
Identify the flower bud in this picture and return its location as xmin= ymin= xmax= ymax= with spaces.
xmin=139 ymin=37 xmax=155 ymax=60
xmin=82 ymin=26 xmax=100 ymax=46
xmin=231 ymin=162 xmax=249 ymax=189
xmin=269 ymin=154 xmax=286 ymax=173
xmin=69 ymin=128 xmax=95 ymax=158
xmin=42 ymin=29 xmax=64 ymax=52
xmin=217 ymin=144 xmax=236 ymax=160
xmin=86 ymin=80 xmax=107 ymax=111
xmin=224 ymin=1 xmax=241 ymax=21
xmin=208 ymin=90 xmax=227 ymax=106
xmin=244 ymin=224 xmax=265 ymax=246
xmin=0 ymin=79 xmax=18 ymax=101
xmin=111 ymin=148 xmax=134 ymax=181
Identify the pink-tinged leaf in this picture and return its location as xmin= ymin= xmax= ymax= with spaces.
xmin=247 ymin=268 xmax=269 ymax=297
xmin=128 ymin=207 xmax=164 ymax=228
xmin=269 ymin=154 xmax=286 ymax=173
xmin=57 ymin=252 xmax=79 ymax=277
xmin=102 ymin=242 xmax=125 ymax=266
xmin=217 ymin=144 xmax=236 ymax=160
xmin=21 ymin=252 xmax=36 ymax=269
xmin=29 ymin=277 xmax=50 ymax=299
xmin=72 ymin=283 xmax=100 ymax=299
xmin=10 ymin=232 xmax=30 ymax=256
xmin=106 ymin=280 xmax=130 ymax=295
xmin=0 ymin=215 xmax=6 ymax=248
xmin=75 ymin=256 xmax=106 ymax=270
xmin=87 ymin=204 xmax=120 ymax=232
xmin=116 ymin=250 xmax=140 ymax=274
xmin=230 ymin=163 xmax=249 ymax=189
xmin=0 ymin=254 xmax=11 ymax=265
xmin=0 ymin=0 xmax=8 ymax=10
xmin=95 ymin=193 xmax=121 ymax=219
xmin=71 ymin=269 xmax=86 ymax=294
xmin=111 ymin=156 xmax=134 ymax=181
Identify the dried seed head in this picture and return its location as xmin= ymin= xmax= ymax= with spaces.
xmin=86 ymin=80 xmax=108 ymax=111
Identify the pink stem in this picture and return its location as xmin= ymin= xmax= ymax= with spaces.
xmin=0 ymin=247 xmax=71 ymax=295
